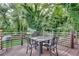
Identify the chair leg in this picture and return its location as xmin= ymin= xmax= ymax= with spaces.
xmin=26 ymin=45 xmax=29 ymax=54
xmin=56 ymin=48 xmax=58 ymax=56
xmin=30 ymin=45 xmax=32 ymax=56
xmin=30 ymin=48 xmax=32 ymax=56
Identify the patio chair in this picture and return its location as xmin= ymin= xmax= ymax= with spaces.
xmin=26 ymin=31 xmax=41 ymax=56
xmin=31 ymin=31 xmax=43 ymax=37
xmin=43 ymin=36 xmax=59 ymax=56
xmin=26 ymin=37 xmax=38 ymax=56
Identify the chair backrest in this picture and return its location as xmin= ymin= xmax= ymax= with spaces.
xmin=31 ymin=31 xmax=42 ymax=37
xmin=26 ymin=36 xmax=31 ymax=44
xmin=50 ymin=36 xmax=59 ymax=46
xmin=26 ymin=36 xmax=37 ymax=45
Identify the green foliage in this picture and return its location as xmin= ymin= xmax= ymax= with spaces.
xmin=64 ymin=3 xmax=79 ymax=32
xmin=0 ymin=3 xmax=79 ymax=33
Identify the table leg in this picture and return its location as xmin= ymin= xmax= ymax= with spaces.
xmin=35 ymin=41 xmax=37 ymax=49
xmin=47 ymin=40 xmax=49 ymax=51
xmin=39 ymin=42 xmax=43 ymax=56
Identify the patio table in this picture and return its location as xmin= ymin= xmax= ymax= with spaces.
xmin=29 ymin=35 xmax=53 ymax=55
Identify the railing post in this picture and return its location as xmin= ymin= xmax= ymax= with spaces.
xmin=0 ymin=29 xmax=3 ymax=50
xmin=21 ymin=33 xmax=23 ymax=46
xmin=21 ymin=39 xmax=23 ymax=46
xmin=71 ymin=32 xmax=74 ymax=49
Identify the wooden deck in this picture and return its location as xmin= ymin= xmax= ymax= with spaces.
xmin=0 ymin=44 xmax=79 ymax=56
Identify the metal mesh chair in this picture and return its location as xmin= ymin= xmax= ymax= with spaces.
xmin=26 ymin=31 xmax=41 ymax=56
xmin=43 ymin=36 xmax=59 ymax=56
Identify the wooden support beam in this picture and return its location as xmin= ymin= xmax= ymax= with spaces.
xmin=71 ymin=32 xmax=74 ymax=49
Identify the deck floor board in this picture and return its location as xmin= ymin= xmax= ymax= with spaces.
xmin=0 ymin=44 xmax=79 ymax=56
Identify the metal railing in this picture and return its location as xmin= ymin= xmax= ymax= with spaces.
xmin=0 ymin=31 xmax=79 ymax=49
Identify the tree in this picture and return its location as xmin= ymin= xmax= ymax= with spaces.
xmin=0 ymin=3 xmax=11 ymax=31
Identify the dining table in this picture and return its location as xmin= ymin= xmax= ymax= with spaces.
xmin=29 ymin=35 xmax=53 ymax=55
